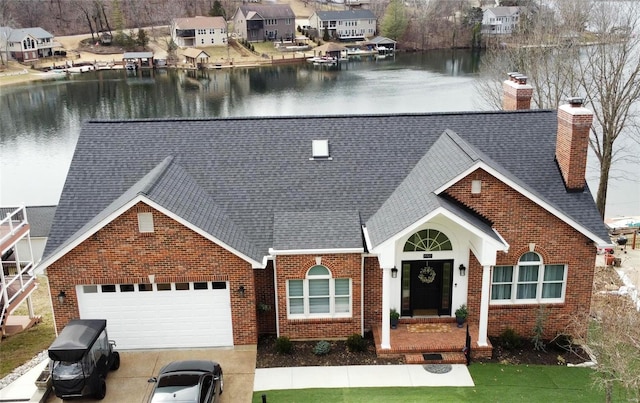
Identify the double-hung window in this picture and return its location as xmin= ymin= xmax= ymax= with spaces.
xmin=491 ymin=252 xmax=566 ymax=304
xmin=287 ymin=265 xmax=351 ymax=318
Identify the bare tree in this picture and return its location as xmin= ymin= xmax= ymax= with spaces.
xmin=76 ymin=1 xmax=98 ymax=42
xmin=475 ymin=0 xmax=640 ymax=218
xmin=577 ymin=1 xmax=640 ymax=218
xmin=589 ymin=293 xmax=640 ymax=403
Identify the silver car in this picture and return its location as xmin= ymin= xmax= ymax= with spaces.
xmin=148 ymin=360 xmax=223 ymax=403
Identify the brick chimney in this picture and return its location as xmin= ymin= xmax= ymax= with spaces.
xmin=556 ymin=97 xmax=593 ymax=192
xmin=503 ymin=72 xmax=533 ymax=110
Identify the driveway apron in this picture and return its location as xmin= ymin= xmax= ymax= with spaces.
xmin=44 ymin=346 xmax=257 ymax=403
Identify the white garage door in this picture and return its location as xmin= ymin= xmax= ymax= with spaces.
xmin=77 ymin=281 xmax=233 ymax=349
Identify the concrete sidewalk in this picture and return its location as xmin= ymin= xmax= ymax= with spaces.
xmin=601 ymin=242 xmax=640 ymax=310
xmin=253 ymin=364 xmax=474 ymax=392
xmin=0 ymin=359 xmax=49 ymax=403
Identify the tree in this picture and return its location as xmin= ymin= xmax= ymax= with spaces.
xmin=475 ymin=0 xmax=640 ymax=218
xmin=589 ymin=293 xmax=640 ymax=403
xmin=381 ymin=0 xmax=408 ymax=41
xmin=577 ymin=1 xmax=640 ymax=218
xmin=208 ymin=0 xmax=225 ymax=18
xmin=137 ymin=28 xmax=149 ymax=48
xmin=76 ymin=0 xmax=98 ymax=42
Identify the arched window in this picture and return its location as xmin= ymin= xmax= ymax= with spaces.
xmin=491 ymin=252 xmax=566 ymax=304
xmin=287 ymin=265 xmax=351 ymax=318
xmin=403 ymin=229 xmax=452 ymax=252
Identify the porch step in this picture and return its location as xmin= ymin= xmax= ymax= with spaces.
xmin=405 ymin=351 xmax=468 ymax=365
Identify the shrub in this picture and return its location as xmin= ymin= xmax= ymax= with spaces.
xmin=275 ymin=336 xmax=293 ymax=354
xmin=313 ymin=340 xmax=331 ymax=356
xmin=532 ymin=305 xmax=548 ymax=351
xmin=346 ymin=333 xmax=367 ymax=352
xmin=499 ymin=328 xmax=523 ymax=350
xmin=550 ymin=333 xmax=573 ymax=352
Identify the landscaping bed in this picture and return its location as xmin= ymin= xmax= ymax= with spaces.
xmin=256 ymin=332 xmax=592 ymax=368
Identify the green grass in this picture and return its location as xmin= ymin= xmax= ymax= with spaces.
xmin=252 ymin=363 xmax=606 ymax=402
xmin=0 ymin=276 xmax=56 ymax=378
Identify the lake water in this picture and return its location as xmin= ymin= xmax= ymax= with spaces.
xmin=0 ymin=50 xmax=637 ymax=218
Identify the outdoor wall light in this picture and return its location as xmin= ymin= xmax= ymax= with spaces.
xmin=238 ymin=285 xmax=246 ymax=298
xmin=391 ymin=267 xmax=398 ymax=278
xmin=459 ymin=264 xmax=467 ymax=277
xmin=57 ymin=290 xmax=66 ymax=304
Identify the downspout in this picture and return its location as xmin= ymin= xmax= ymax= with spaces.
xmin=360 ymin=254 xmax=365 ymax=336
xmin=272 ymin=256 xmax=280 ymax=337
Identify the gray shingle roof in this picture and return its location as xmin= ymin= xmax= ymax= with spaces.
xmin=315 ymin=10 xmax=376 ymax=21
xmin=273 ymin=210 xmax=363 ymax=251
xmin=43 ymin=111 xmax=610 ymax=264
xmin=1 ymin=27 xmax=53 ymax=42
xmin=237 ymin=4 xmax=295 ymax=19
xmin=486 ymin=7 xmax=520 ymax=18
xmin=25 ymin=205 xmax=57 ymax=237
xmin=366 ymin=130 xmax=498 ymax=246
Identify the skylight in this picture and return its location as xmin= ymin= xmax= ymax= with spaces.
xmin=311 ymin=139 xmax=331 ymax=160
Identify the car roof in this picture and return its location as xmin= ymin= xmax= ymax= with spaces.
xmin=159 ymin=360 xmax=219 ymax=375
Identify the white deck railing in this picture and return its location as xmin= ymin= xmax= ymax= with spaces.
xmin=0 ymin=206 xmax=28 ymax=249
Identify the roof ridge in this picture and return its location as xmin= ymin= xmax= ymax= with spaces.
xmin=140 ymin=155 xmax=175 ymax=196
xmin=84 ymin=109 xmax=554 ymax=125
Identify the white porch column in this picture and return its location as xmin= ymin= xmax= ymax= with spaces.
xmin=478 ymin=264 xmax=491 ymax=347
xmin=380 ymin=267 xmax=392 ymax=349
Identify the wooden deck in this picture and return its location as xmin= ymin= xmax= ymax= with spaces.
xmin=372 ymin=318 xmax=493 ymax=364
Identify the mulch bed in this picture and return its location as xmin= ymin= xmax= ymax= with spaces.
xmin=256 ymin=333 xmax=592 ymax=368
xmin=257 ymin=266 xmax=617 ymax=369
xmin=256 ymin=333 xmax=403 ymax=368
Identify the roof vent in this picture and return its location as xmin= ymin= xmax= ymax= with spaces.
xmin=311 ymin=139 xmax=332 ymax=160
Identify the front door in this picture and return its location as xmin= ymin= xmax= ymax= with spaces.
xmin=401 ymin=260 xmax=453 ymax=316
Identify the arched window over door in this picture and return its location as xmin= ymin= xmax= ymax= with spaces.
xmin=403 ymin=229 xmax=452 ymax=252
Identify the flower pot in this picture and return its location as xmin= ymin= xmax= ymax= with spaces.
xmin=605 ymin=254 xmax=615 ymax=266
xmin=35 ymin=369 xmax=52 ymax=390
xmin=390 ymin=318 xmax=399 ymax=329
xmin=456 ymin=316 xmax=465 ymax=328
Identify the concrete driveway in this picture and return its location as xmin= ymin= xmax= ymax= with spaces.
xmin=45 ymin=346 xmax=256 ymax=403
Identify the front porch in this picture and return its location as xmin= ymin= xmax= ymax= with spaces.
xmin=373 ymin=317 xmax=493 ymax=364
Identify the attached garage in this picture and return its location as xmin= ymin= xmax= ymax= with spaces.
xmin=77 ymin=281 xmax=233 ymax=349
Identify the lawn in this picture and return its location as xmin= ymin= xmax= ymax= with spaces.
xmin=252 ymin=363 xmax=608 ymax=402
xmin=0 ymin=276 xmax=56 ymax=378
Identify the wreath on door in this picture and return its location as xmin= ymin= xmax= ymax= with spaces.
xmin=418 ymin=266 xmax=436 ymax=284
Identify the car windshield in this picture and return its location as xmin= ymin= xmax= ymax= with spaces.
xmin=151 ymin=374 xmax=200 ymax=402
xmin=52 ymin=361 xmax=84 ymax=380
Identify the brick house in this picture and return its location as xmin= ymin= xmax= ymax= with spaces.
xmin=39 ymin=74 xmax=609 ymax=354
xmin=231 ymin=4 xmax=296 ymax=42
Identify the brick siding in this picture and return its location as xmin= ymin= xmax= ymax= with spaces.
xmin=254 ymin=261 xmax=277 ymax=335
xmin=274 ymin=254 xmax=362 ymax=339
xmin=446 ymin=169 xmax=596 ymax=339
xmin=556 ymin=106 xmax=593 ymax=191
xmin=503 ymin=80 xmax=533 ymax=111
xmin=47 ymin=202 xmax=258 ymax=345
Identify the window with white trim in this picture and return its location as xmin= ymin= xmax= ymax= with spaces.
xmin=491 ymin=252 xmax=566 ymax=304
xmin=287 ymin=265 xmax=351 ymax=318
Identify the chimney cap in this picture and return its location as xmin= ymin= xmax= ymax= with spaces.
xmin=515 ymin=75 xmax=528 ymax=84
xmin=567 ymin=97 xmax=584 ymax=107
xmin=507 ymin=72 xmax=520 ymax=81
